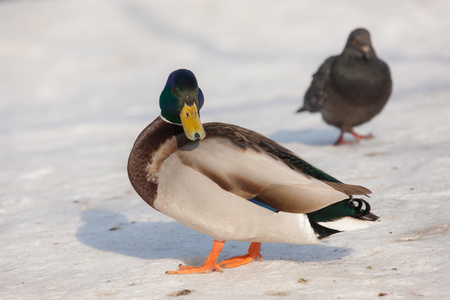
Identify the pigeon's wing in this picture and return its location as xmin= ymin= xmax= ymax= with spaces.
xmin=298 ymin=56 xmax=336 ymax=112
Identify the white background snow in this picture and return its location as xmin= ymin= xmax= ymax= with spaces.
xmin=1 ymin=0 xmax=449 ymax=299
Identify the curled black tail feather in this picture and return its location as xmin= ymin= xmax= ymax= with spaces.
xmin=349 ymin=198 xmax=370 ymax=217
xmin=350 ymin=198 xmax=379 ymax=221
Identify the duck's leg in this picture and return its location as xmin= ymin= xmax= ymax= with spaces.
xmin=218 ymin=242 xmax=263 ymax=269
xmin=166 ymin=240 xmax=225 ymax=274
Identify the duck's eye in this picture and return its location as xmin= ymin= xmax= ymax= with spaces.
xmin=171 ymin=87 xmax=177 ymax=94
xmin=352 ymin=39 xmax=357 ymax=45
xmin=186 ymin=112 xmax=189 ymax=117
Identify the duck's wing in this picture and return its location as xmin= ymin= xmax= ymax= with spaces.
xmin=176 ymin=122 xmax=370 ymax=214
xmin=298 ymin=56 xmax=336 ymax=113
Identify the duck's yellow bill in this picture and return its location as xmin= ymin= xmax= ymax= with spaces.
xmin=180 ymin=102 xmax=206 ymax=141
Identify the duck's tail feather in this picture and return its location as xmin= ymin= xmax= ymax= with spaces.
xmin=307 ymin=198 xmax=379 ymax=239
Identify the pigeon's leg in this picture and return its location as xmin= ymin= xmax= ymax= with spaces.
xmin=166 ymin=240 xmax=225 ymax=274
xmin=218 ymin=242 xmax=263 ymax=268
xmin=334 ymin=131 xmax=354 ymax=145
xmin=351 ymin=130 xmax=374 ymax=141
xmin=334 ymin=130 xmax=374 ymax=145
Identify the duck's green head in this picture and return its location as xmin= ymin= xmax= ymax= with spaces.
xmin=160 ymin=69 xmax=205 ymax=141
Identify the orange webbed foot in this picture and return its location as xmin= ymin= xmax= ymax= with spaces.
xmin=166 ymin=240 xmax=225 ymax=275
xmin=218 ymin=242 xmax=262 ymax=269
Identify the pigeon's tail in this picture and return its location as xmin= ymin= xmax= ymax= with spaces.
xmin=296 ymin=106 xmax=308 ymax=113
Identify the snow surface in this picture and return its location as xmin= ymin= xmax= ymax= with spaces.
xmin=1 ymin=0 xmax=449 ymax=299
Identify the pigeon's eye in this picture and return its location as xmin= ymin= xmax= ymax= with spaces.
xmin=352 ymin=39 xmax=358 ymax=45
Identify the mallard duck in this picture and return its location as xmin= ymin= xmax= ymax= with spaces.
xmin=297 ymin=28 xmax=392 ymax=145
xmin=127 ymin=69 xmax=379 ymax=274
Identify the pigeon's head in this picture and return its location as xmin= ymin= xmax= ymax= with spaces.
xmin=345 ymin=28 xmax=375 ymax=60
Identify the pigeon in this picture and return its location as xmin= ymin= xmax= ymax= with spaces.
xmin=297 ymin=28 xmax=392 ymax=145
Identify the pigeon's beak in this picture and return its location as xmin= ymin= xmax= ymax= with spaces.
xmin=361 ymin=45 xmax=371 ymax=60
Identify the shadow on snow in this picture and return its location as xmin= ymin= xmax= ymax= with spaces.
xmin=77 ymin=209 xmax=352 ymax=265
